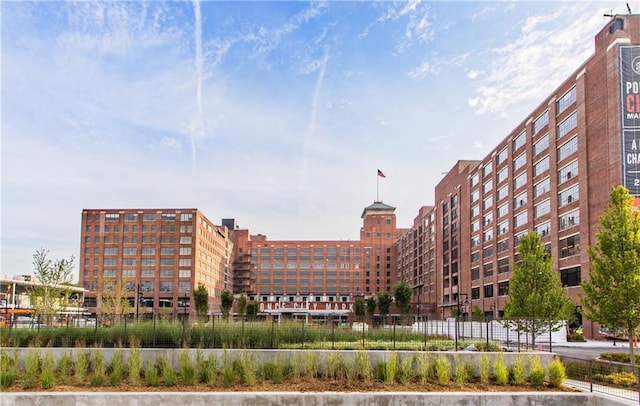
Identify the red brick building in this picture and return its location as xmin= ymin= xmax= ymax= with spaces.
xmin=396 ymin=15 xmax=640 ymax=337
xmin=79 ymin=209 xmax=233 ymax=319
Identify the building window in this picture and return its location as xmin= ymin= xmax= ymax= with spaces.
xmin=498 ymin=203 xmax=509 ymax=218
xmin=471 ymin=235 xmax=480 ymax=248
xmin=484 ymin=212 xmax=493 ymax=225
xmin=161 ymin=213 xmax=176 ymax=221
xmin=513 ymin=152 xmax=527 ymax=172
xmin=484 ymin=229 xmax=493 ymax=242
xmin=497 ymin=239 xmax=509 ymax=253
xmin=533 ymin=156 xmax=549 ymax=177
xmin=533 ymin=111 xmax=549 ymax=134
xmin=484 ymin=284 xmax=494 ymax=298
xmin=498 ymin=258 xmax=509 ymax=274
xmin=514 ymin=211 xmax=528 ymax=228
xmin=513 ymin=131 xmax=526 ymax=152
xmin=470 ymin=173 xmax=479 ymax=187
xmin=471 ymin=287 xmax=480 ymax=300
xmin=498 ymin=281 xmax=509 ymax=296
xmin=483 ymin=180 xmax=493 ymax=193
xmin=142 ymin=247 xmax=155 ymax=255
xmin=558 ymin=160 xmax=578 ymax=184
xmin=560 ymin=266 xmax=581 ymax=287
xmin=559 ymin=210 xmax=580 ymax=230
xmin=559 ymin=184 xmax=579 ymax=207
xmin=483 ymin=196 xmax=493 ymax=210
xmin=180 ymin=236 xmax=192 ymax=244
xmin=514 ymin=191 xmax=527 ymax=209
xmin=471 ymin=252 xmax=480 ymax=263
xmin=533 ymin=134 xmax=549 ymax=156
xmin=558 ymin=137 xmax=578 ymax=161
xmin=514 ymin=171 xmax=527 ymax=190
xmin=534 ymin=199 xmax=551 ymax=218
xmin=557 ymin=87 xmax=576 ymax=115
xmin=498 ymin=220 xmax=509 ymax=235
xmin=483 ymin=263 xmax=493 ymax=278
xmin=559 ymin=234 xmax=580 ymax=258
xmin=471 ymin=267 xmax=480 ymax=280
xmin=557 ymin=111 xmax=577 ymax=139
xmin=497 ymin=148 xmax=508 ymax=166
xmin=534 ymin=178 xmax=550 ymax=198
xmin=143 ymin=213 xmax=156 ymax=221
xmin=536 ymin=221 xmax=550 ymax=237
xmin=483 ymin=161 xmax=493 ymax=177
xmin=483 ymin=246 xmax=494 ymax=258
xmin=497 ymin=167 xmax=508 ymax=184
xmin=180 ymin=213 xmax=193 ymax=221
xmin=471 ymin=190 xmax=480 ymax=203
xmin=471 ymin=205 xmax=480 ymax=218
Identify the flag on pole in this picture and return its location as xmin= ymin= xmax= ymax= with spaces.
xmin=377 ymin=169 xmax=386 ymax=178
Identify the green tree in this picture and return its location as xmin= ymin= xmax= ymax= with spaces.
xmin=472 ymin=305 xmax=485 ymax=322
xmin=28 ymin=249 xmax=76 ymax=325
xmin=236 ymin=294 xmax=248 ymax=320
xmin=193 ymin=284 xmax=209 ymax=322
xmin=377 ymin=292 xmax=393 ymax=326
xmin=365 ymin=297 xmax=377 ymax=325
xmin=354 ymin=297 xmax=365 ymax=320
xmin=246 ymin=301 xmax=258 ymax=320
xmin=393 ymin=281 xmax=413 ymax=324
xmin=98 ymin=274 xmax=131 ymax=324
xmin=582 ymin=185 xmax=640 ymax=366
xmin=503 ymin=232 xmax=573 ymax=347
xmin=220 ymin=289 xmax=234 ymax=320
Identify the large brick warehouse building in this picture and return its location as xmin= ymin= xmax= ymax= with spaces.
xmin=79 ymin=15 xmax=640 ymax=337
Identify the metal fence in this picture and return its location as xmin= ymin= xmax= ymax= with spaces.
xmin=0 ymin=313 xmax=567 ymax=352
xmin=560 ymin=355 xmax=640 ymax=404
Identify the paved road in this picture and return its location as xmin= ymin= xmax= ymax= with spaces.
xmin=552 ymin=344 xmax=631 ymax=360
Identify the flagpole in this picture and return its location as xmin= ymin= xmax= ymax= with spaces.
xmin=376 ymin=173 xmax=379 ymax=202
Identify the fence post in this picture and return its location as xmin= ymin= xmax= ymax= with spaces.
xmin=211 ymin=314 xmax=215 ymax=348
xmin=362 ymin=318 xmax=366 ymax=349
xmin=549 ymin=321 xmax=553 ymax=353
xmin=517 ymin=321 xmax=521 ymax=353
xmin=486 ymin=319 xmax=489 ymax=349
xmin=331 ymin=315 xmax=335 ymax=350
xmin=589 ymin=360 xmax=593 ymax=393
xmin=393 ymin=323 xmax=396 ymax=350
xmin=423 ymin=318 xmax=427 ymax=351
xmin=153 ymin=309 xmax=157 ymax=347
xmin=301 ymin=318 xmax=305 ymax=350
xmin=270 ymin=316 xmax=276 ymax=349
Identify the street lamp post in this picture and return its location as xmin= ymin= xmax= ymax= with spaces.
xmin=455 ymin=293 xmax=470 ymax=350
xmin=135 ymin=283 xmax=142 ymax=322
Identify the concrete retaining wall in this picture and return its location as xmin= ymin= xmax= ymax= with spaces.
xmin=0 ymin=391 xmax=628 ymax=406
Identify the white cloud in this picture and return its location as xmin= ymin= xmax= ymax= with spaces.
xmin=406 ymin=60 xmax=440 ymax=79
xmin=466 ymin=3 xmax=610 ymax=116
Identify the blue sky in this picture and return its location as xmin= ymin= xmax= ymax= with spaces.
xmin=1 ymin=1 xmax=625 ymax=279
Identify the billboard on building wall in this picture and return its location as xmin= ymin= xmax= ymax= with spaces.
xmin=619 ymin=45 xmax=640 ymax=195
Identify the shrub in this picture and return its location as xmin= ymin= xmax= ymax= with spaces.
xmin=74 ymin=351 xmax=89 ymax=385
xmin=528 ymin=356 xmax=545 ymax=387
xmin=57 ymin=351 xmax=73 ymax=385
xmin=433 ymin=356 xmax=451 ymax=386
xmin=145 ymin=362 xmax=159 ymax=387
xmin=23 ymin=350 xmax=40 ymax=389
xmin=373 ymin=361 xmax=386 ymax=382
xmin=454 ymin=359 xmax=474 ymax=385
xmin=478 ymin=355 xmax=490 ymax=384
xmin=356 ymin=352 xmax=372 ymax=382
xmin=303 ymin=352 xmax=319 ymax=379
xmin=109 ymin=350 xmax=125 ymax=386
xmin=548 ymin=358 xmax=566 ymax=388
xmin=198 ymin=354 xmax=218 ymax=385
xmin=128 ymin=345 xmax=142 ymax=385
xmin=417 ymin=353 xmax=433 ymax=384
xmin=221 ymin=353 xmax=236 ymax=387
xmin=326 ymin=352 xmax=344 ymax=380
xmin=0 ymin=368 xmax=18 ymax=389
xmin=385 ymin=353 xmax=398 ymax=384
xmin=510 ymin=357 xmax=526 ymax=385
xmin=600 ymin=352 xmax=640 ymax=365
xmin=233 ymin=353 xmax=256 ymax=385
xmin=162 ymin=360 xmax=177 ymax=387
xmin=40 ymin=352 xmax=56 ymax=389
xmin=493 ymin=355 xmax=509 ymax=386
xmin=90 ymin=351 xmax=106 ymax=387
xmin=261 ymin=361 xmax=284 ymax=384
xmin=594 ymin=371 xmax=638 ymax=387
xmin=179 ymin=351 xmax=197 ymax=386
xmin=398 ymin=354 xmax=414 ymax=384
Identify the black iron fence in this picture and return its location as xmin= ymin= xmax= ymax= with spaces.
xmin=560 ymin=355 xmax=640 ymax=404
xmin=0 ymin=313 xmax=570 ymax=352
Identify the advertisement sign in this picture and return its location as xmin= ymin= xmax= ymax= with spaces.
xmin=619 ymin=46 xmax=640 ymax=195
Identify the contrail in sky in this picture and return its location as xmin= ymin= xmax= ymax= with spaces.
xmin=192 ymin=0 xmax=204 ymax=172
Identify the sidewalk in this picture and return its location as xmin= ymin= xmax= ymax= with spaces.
xmin=553 ymin=339 xmax=639 ymax=349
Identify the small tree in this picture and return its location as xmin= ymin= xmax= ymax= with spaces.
xmin=354 ymin=297 xmax=365 ymax=321
xmin=220 ymin=289 xmax=234 ymax=320
xmin=193 ymin=284 xmax=209 ymax=322
xmin=504 ymin=232 xmax=573 ymax=347
xmin=472 ymin=305 xmax=485 ymax=322
xmin=236 ymin=294 xmax=248 ymax=320
xmin=393 ymin=281 xmax=413 ymax=324
xmin=98 ymin=274 xmax=131 ymax=324
xmin=28 ymin=249 xmax=76 ymax=324
xmin=365 ymin=297 xmax=377 ymax=325
xmin=377 ymin=292 xmax=393 ymax=326
xmin=583 ymin=185 xmax=640 ymax=366
xmin=246 ymin=301 xmax=258 ymax=320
